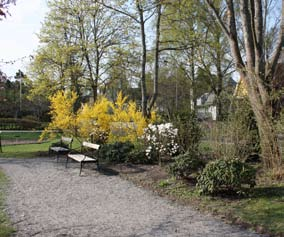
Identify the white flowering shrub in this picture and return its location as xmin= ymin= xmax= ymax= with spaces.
xmin=142 ymin=123 xmax=179 ymax=164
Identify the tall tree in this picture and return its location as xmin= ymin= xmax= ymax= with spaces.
xmin=103 ymin=46 xmax=139 ymax=100
xmin=29 ymin=0 xmax=128 ymax=104
xmin=0 ymin=0 xmax=16 ymax=19
xmin=74 ymin=0 xmax=129 ymax=102
xmin=160 ymin=0 xmax=234 ymax=119
xmin=148 ymin=0 xmax=162 ymax=116
xmin=205 ymin=0 xmax=283 ymax=169
xmin=197 ymin=13 xmax=235 ymax=121
xmin=29 ymin=0 xmax=85 ymax=103
xmin=159 ymin=0 xmax=200 ymax=111
xmin=99 ymin=0 xmax=160 ymax=117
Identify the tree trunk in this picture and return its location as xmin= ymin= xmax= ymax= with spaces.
xmin=94 ymin=48 xmax=100 ymax=102
xmin=190 ymin=46 xmax=197 ymax=111
xmin=216 ymin=49 xmax=223 ymax=121
xmin=252 ymin=102 xmax=281 ymax=168
xmin=205 ymin=0 xmax=283 ymax=170
xmin=243 ymin=73 xmax=282 ymax=168
xmin=147 ymin=1 xmax=161 ymax=117
xmin=136 ymin=1 xmax=148 ymax=117
xmin=216 ymin=97 xmax=222 ymax=121
xmin=78 ymin=14 xmax=97 ymax=103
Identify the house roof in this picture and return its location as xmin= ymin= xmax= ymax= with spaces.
xmin=234 ymin=59 xmax=284 ymax=99
xmin=198 ymin=92 xmax=216 ymax=106
xmin=234 ymin=77 xmax=247 ymax=98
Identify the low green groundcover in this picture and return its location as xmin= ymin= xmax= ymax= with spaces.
xmin=0 ymin=170 xmax=15 ymax=236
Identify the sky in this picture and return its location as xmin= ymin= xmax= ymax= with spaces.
xmin=0 ymin=0 xmax=281 ymax=80
xmin=0 ymin=0 xmax=48 ymax=78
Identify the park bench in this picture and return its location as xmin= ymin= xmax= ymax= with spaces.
xmin=49 ymin=136 xmax=73 ymax=162
xmin=66 ymin=141 xmax=100 ymax=175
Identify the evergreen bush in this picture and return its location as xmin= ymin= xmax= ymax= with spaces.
xmin=172 ymin=111 xmax=202 ymax=153
xmin=169 ymin=152 xmax=205 ymax=179
xmin=125 ymin=148 xmax=151 ymax=164
xmin=197 ymin=158 xmax=256 ymax=195
xmin=99 ymin=141 xmax=134 ymax=163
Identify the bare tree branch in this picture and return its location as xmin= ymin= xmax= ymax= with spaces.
xmin=98 ymin=0 xmax=139 ymax=23
xmin=205 ymin=0 xmax=230 ymax=38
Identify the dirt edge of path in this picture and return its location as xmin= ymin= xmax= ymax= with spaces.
xmin=107 ymin=163 xmax=275 ymax=237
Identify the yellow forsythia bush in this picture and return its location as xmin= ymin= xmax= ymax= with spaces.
xmin=77 ymin=96 xmax=112 ymax=141
xmin=40 ymin=90 xmax=78 ymax=140
xmin=44 ymin=90 xmax=156 ymax=143
xmin=108 ymin=92 xmax=147 ymax=142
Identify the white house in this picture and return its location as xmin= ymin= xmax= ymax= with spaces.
xmin=196 ymin=92 xmax=217 ymax=120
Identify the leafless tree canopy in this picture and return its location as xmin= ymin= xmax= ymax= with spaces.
xmin=0 ymin=0 xmax=16 ymax=19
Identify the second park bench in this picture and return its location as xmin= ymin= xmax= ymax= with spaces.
xmin=66 ymin=141 xmax=100 ymax=176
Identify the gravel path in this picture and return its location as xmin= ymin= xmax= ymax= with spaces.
xmin=0 ymin=158 xmax=263 ymax=237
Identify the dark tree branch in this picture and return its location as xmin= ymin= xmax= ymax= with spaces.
xmin=98 ymin=0 xmax=139 ymax=23
xmin=205 ymin=0 xmax=230 ymax=38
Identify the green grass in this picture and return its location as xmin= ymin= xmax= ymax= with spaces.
xmin=0 ymin=142 xmax=52 ymax=158
xmin=198 ymin=140 xmax=284 ymax=234
xmin=199 ymin=186 xmax=284 ymax=235
xmin=0 ymin=170 xmax=15 ymax=237
xmin=0 ymin=131 xmax=81 ymax=158
xmin=157 ymin=177 xmax=284 ymax=236
xmin=234 ymin=186 xmax=284 ymax=234
xmin=0 ymin=139 xmax=81 ymax=158
xmin=0 ymin=131 xmax=42 ymax=141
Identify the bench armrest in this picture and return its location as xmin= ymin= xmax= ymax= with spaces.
xmin=68 ymin=147 xmax=81 ymax=154
xmin=49 ymin=141 xmax=61 ymax=148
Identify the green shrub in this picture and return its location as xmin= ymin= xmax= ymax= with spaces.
xmin=125 ymin=148 xmax=151 ymax=164
xmin=169 ymin=152 xmax=205 ymax=178
xmin=227 ymin=100 xmax=260 ymax=161
xmin=197 ymin=158 xmax=256 ymax=195
xmin=99 ymin=141 xmax=134 ymax=163
xmin=172 ymin=111 xmax=202 ymax=153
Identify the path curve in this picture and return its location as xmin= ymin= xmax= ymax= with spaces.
xmin=0 ymin=158 xmax=263 ymax=237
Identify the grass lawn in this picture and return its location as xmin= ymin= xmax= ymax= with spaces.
xmin=0 ymin=131 xmax=42 ymax=141
xmin=195 ymin=184 xmax=284 ymax=235
xmin=234 ymin=186 xmax=284 ymax=234
xmin=186 ymin=141 xmax=284 ymax=235
xmin=0 ymin=142 xmax=51 ymax=158
xmin=0 ymin=170 xmax=15 ymax=237
xmin=155 ymin=174 xmax=284 ymax=236
xmin=0 ymin=139 xmax=81 ymax=158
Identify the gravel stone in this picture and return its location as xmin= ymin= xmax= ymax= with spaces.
xmin=0 ymin=158 xmax=264 ymax=237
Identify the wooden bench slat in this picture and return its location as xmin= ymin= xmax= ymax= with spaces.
xmin=82 ymin=141 xmax=100 ymax=150
xmin=66 ymin=141 xmax=100 ymax=175
xmin=50 ymin=147 xmax=69 ymax=152
xmin=68 ymin=154 xmax=97 ymax=162
xmin=62 ymin=137 xmax=73 ymax=143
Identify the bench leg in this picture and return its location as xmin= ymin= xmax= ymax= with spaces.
xmin=80 ymin=162 xmax=83 ymax=176
xmin=97 ymin=160 xmax=100 ymax=171
xmin=56 ymin=153 xmax=59 ymax=163
xmin=65 ymin=156 xmax=69 ymax=168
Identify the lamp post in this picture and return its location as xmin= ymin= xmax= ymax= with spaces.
xmin=15 ymin=70 xmax=24 ymax=113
